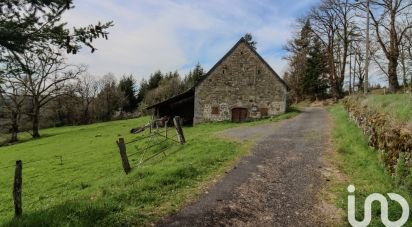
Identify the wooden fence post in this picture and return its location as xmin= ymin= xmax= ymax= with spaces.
xmin=149 ymin=115 xmax=154 ymax=134
xmin=116 ymin=138 xmax=131 ymax=174
xmin=13 ymin=160 xmax=22 ymax=217
xmin=165 ymin=121 xmax=168 ymax=138
xmin=173 ymin=116 xmax=186 ymax=144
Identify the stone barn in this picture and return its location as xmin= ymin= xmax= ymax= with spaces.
xmin=147 ymin=37 xmax=288 ymax=125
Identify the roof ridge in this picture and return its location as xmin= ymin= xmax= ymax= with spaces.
xmin=194 ymin=37 xmax=288 ymax=90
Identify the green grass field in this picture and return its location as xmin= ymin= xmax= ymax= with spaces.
xmin=328 ymin=104 xmax=412 ymax=226
xmin=0 ymin=132 xmax=33 ymax=146
xmin=0 ymin=112 xmax=297 ymax=226
xmin=361 ymin=94 xmax=412 ymax=124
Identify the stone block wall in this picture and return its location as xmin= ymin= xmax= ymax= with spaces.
xmin=194 ymin=42 xmax=287 ymax=124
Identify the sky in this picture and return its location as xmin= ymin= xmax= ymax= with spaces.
xmin=65 ymin=0 xmax=321 ymax=82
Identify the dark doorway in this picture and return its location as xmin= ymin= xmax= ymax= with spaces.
xmin=147 ymin=89 xmax=195 ymax=126
xmin=231 ymin=108 xmax=248 ymax=123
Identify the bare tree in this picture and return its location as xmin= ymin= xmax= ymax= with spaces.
xmin=368 ymin=0 xmax=412 ymax=92
xmin=404 ymin=29 xmax=412 ymax=90
xmin=0 ymin=73 xmax=27 ymax=142
xmin=76 ymin=74 xmax=99 ymax=124
xmin=351 ymin=23 xmax=380 ymax=93
xmin=332 ymin=0 xmax=357 ymax=96
xmin=4 ymin=48 xmax=85 ymax=138
xmin=143 ymin=72 xmax=185 ymax=107
xmin=96 ymin=74 xmax=122 ymax=121
xmin=353 ymin=41 xmax=368 ymax=91
xmin=310 ymin=0 xmax=356 ymax=98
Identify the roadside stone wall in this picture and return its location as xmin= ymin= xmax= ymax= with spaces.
xmin=194 ymin=41 xmax=287 ymax=123
xmin=344 ymin=96 xmax=412 ymax=173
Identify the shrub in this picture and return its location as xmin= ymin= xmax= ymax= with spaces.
xmin=395 ymin=153 xmax=406 ymax=187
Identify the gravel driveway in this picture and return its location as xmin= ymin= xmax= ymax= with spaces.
xmin=159 ymin=108 xmax=331 ymax=227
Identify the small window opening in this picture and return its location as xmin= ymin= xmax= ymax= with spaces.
xmin=260 ymin=108 xmax=269 ymax=117
xmin=212 ymin=106 xmax=219 ymax=115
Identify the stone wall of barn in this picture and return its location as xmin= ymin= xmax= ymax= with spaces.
xmin=194 ymin=42 xmax=287 ymax=124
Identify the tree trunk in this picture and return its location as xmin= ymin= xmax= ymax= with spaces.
xmin=327 ymin=42 xmax=340 ymax=98
xmin=330 ymin=79 xmax=339 ymax=99
xmin=400 ymin=49 xmax=407 ymax=90
xmin=387 ymin=10 xmax=400 ymax=93
xmin=83 ymin=105 xmax=90 ymax=124
xmin=10 ymin=112 xmax=19 ymax=143
xmin=339 ymin=34 xmax=349 ymax=97
xmin=349 ymin=53 xmax=352 ymax=94
xmin=358 ymin=77 xmax=364 ymax=92
xmin=410 ymin=71 xmax=412 ymax=91
xmin=387 ymin=58 xmax=400 ymax=92
xmin=32 ymin=107 xmax=41 ymax=138
xmin=353 ymin=53 xmax=357 ymax=93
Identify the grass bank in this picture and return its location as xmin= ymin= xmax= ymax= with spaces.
xmin=328 ymin=104 xmax=412 ymax=226
xmin=361 ymin=94 xmax=412 ymax=124
xmin=0 ymin=111 xmax=298 ymax=226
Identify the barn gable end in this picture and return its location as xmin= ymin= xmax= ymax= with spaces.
xmin=194 ymin=38 xmax=288 ymax=124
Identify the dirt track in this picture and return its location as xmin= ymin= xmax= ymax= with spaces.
xmin=159 ymin=108 xmax=332 ymax=227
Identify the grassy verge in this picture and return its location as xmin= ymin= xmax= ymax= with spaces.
xmin=328 ymin=104 xmax=412 ymax=226
xmin=0 ymin=111 xmax=298 ymax=226
xmin=360 ymin=94 xmax=412 ymax=124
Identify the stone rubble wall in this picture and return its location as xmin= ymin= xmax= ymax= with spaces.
xmin=343 ymin=96 xmax=412 ymax=173
xmin=194 ymin=42 xmax=287 ymax=124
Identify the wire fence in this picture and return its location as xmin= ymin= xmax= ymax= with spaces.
xmin=122 ymin=116 xmax=185 ymax=168
xmin=0 ymin=136 xmax=130 ymax=170
xmin=0 ymin=116 xmax=187 ymax=218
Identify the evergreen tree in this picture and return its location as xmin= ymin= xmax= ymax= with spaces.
xmin=119 ymin=75 xmax=138 ymax=112
xmin=148 ymin=70 xmax=163 ymax=90
xmin=284 ymin=20 xmax=312 ymax=102
xmin=136 ymin=70 xmax=163 ymax=109
xmin=303 ymin=38 xmax=328 ymax=99
xmin=192 ymin=63 xmax=205 ymax=83
xmin=136 ymin=79 xmax=149 ymax=105
xmin=164 ymin=71 xmax=180 ymax=80
xmin=296 ymin=20 xmax=312 ymax=51
xmin=184 ymin=63 xmax=205 ymax=88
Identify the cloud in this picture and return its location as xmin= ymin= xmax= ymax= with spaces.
xmin=64 ymin=0 xmax=320 ymax=81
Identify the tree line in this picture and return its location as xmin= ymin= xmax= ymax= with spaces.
xmin=0 ymin=60 xmax=205 ymax=143
xmin=0 ymin=1 xmax=208 ymax=144
xmin=284 ymin=0 xmax=412 ymax=102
